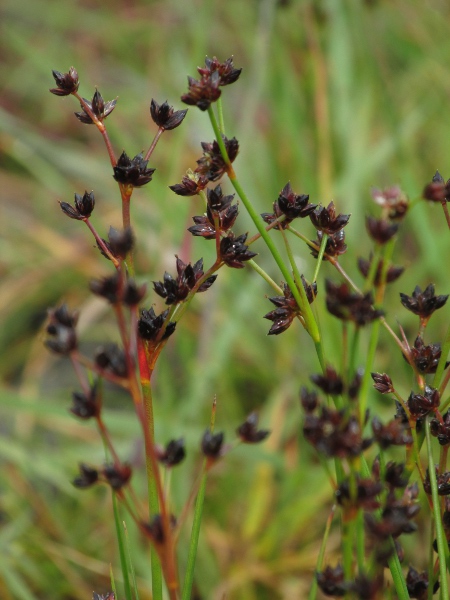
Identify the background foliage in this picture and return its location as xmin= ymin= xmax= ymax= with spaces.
xmin=2 ymin=0 xmax=450 ymax=598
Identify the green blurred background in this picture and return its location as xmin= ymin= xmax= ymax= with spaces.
xmin=2 ymin=0 xmax=450 ymax=598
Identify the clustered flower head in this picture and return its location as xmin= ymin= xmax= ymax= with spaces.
xmin=75 ymin=89 xmax=117 ymax=124
xmin=310 ymin=230 xmax=347 ymax=260
xmin=408 ymin=335 xmax=447 ymax=374
xmin=407 ymin=385 xmax=440 ymax=419
xmin=138 ymin=307 xmax=176 ymax=343
xmin=310 ymin=201 xmax=350 ymax=234
xmin=303 ymin=406 xmax=371 ymax=458
xmin=70 ymin=383 xmax=100 ymax=419
xmin=98 ymin=226 xmax=134 ymax=261
xmin=219 ymin=232 xmax=257 ymax=268
xmin=155 ymin=439 xmax=186 ymax=467
xmin=188 ymin=185 xmax=238 ymax=238
xmin=153 ymin=257 xmax=216 ymax=304
xmin=325 ymin=280 xmax=383 ymax=326
xmin=236 ymin=412 xmax=270 ymax=443
xmin=195 ymin=136 xmax=239 ymax=181
xmin=264 ymin=277 xmax=317 ymax=335
xmin=357 ymin=255 xmax=404 ymax=287
xmin=49 ymin=67 xmax=79 ymax=96
xmin=181 ymin=56 xmax=241 ymax=111
xmin=371 ymin=417 xmax=413 ymax=449
xmin=371 ymin=185 xmax=409 ymax=220
xmin=423 ymin=466 xmax=450 ymax=496
xmin=113 ymin=151 xmax=155 ymax=187
xmin=400 ymin=284 xmax=448 ymax=320
xmin=45 ymin=304 xmax=78 ymax=355
xmin=90 ymin=272 xmax=146 ymax=306
xmin=72 ymin=462 xmax=132 ymax=490
xmin=60 ymin=190 xmax=95 ymax=220
xmin=150 ymin=99 xmax=187 ymax=130
xmin=261 ymin=182 xmax=316 ymax=229
xmin=94 ymin=344 xmax=127 ymax=378
xmin=366 ymin=216 xmax=399 ymax=244
xmin=423 ymin=170 xmax=450 ymax=203
xmin=169 ymin=170 xmax=209 ymax=196
xmin=430 ymin=410 xmax=450 ymax=445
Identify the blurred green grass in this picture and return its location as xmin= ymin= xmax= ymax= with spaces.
xmin=2 ymin=0 xmax=450 ymax=598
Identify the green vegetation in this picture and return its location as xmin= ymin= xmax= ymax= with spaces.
xmin=2 ymin=1 xmax=450 ymax=598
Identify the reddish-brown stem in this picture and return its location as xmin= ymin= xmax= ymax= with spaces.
xmin=73 ymin=92 xmax=117 ymax=167
xmin=70 ymin=353 xmax=90 ymax=394
xmin=246 ymin=215 xmax=287 ymax=246
xmin=74 ymin=352 xmax=130 ymax=389
xmin=145 ymin=127 xmax=164 ymax=162
xmin=441 ymin=201 xmax=450 ymax=230
xmin=84 ymin=218 xmax=120 ymax=267
xmin=439 ymin=367 xmax=450 ymax=397
xmin=96 ymin=416 xmax=121 ymax=465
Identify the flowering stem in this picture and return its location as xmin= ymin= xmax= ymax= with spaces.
xmin=145 ymin=127 xmax=164 ymax=162
xmin=434 ymin=324 xmax=450 ymax=392
xmin=441 ymin=201 xmax=450 ymax=230
xmin=216 ymin=98 xmax=225 ymax=135
xmin=112 ymin=493 xmax=133 ymax=600
xmin=425 ymin=415 xmax=449 ymax=600
xmin=312 ymin=233 xmax=328 ymax=283
xmin=84 ymin=219 xmax=120 ymax=267
xmin=206 ymin=106 xmax=323 ymax=363
xmin=73 ymin=92 xmax=117 ymax=167
xmin=181 ymin=397 xmax=217 ymax=600
xmin=247 ymin=259 xmax=283 ymax=295
xmin=308 ymin=504 xmax=336 ymax=600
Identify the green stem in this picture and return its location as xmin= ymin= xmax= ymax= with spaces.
xmin=434 ymin=324 xmax=450 ymax=392
xmin=112 ymin=493 xmax=133 ymax=600
xmin=206 ymin=106 xmax=323 ymax=362
xmin=308 ymin=504 xmax=336 ymax=600
xmin=247 ymin=259 xmax=283 ymax=295
xmin=425 ymin=415 xmax=449 ymax=599
xmin=216 ymin=98 xmax=225 ymax=134
xmin=358 ymin=319 xmax=381 ymax=425
xmin=181 ymin=399 xmax=217 ymax=600
xmin=312 ymin=233 xmax=328 ymax=283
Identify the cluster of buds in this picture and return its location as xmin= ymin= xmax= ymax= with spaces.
xmin=189 ymin=185 xmax=238 ymax=239
xmin=423 ymin=170 xmax=450 ymax=203
xmin=90 ymin=272 xmax=146 ymax=306
xmin=73 ymin=462 xmax=132 ymax=490
xmin=153 ymin=257 xmax=216 ymax=304
xmin=45 ymin=304 xmax=78 ymax=355
xmin=261 ymin=182 xmax=316 ymax=229
xmin=75 ymin=89 xmax=117 ymax=124
xmin=181 ymin=56 xmax=241 ymax=111
xmin=195 ymin=136 xmax=239 ymax=182
xmin=325 ymin=280 xmax=383 ymax=326
xmin=357 ymin=255 xmax=404 ymax=287
xmin=371 ymin=185 xmax=409 ymax=220
xmin=264 ymin=277 xmax=317 ymax=335
xmin=400 ymin=284 xmax=448 ymax=322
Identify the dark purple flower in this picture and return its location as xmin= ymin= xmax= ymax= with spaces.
xmin=310 ymin=201 xmax=350 ymax=234
xmin=113 ymin=151 xmax=155 ymax=187
xmin=400 ymin=284 xmax=448 ymax=320
xmin=150 ymin=99 xmax=187 ymax=130
xmin=60 ymin=190 xmax=95 ymax=220
xmin=75 ymin=89 xmax=117 ymax=124
xmin=45 ymin=304 xmax=78 ymax=355
xmin=220 ymin=232 xmax=257 ymax=268
xmin=195 ymin=137 xmax=239 ymax=181
xmin=50 ymin=67 xmax=79 ymax=96
xmin=237 ymin=412 xmax=270 ymax=443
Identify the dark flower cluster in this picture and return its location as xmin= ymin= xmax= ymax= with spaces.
xmin=261 ymin=182 xmax=316 ymax=229
xmin=430 ymin=410 xmax=450 ymax=445
xmin=49 ymin=67 xmax=79 ymax=96
xmin=94 ymin=344 xmax=127 ymax=378
xmin=423 ymin=170 xmax=450 ymax=203
xmin=236 ymin=412 xmax=270 ymax=443
xmin=371 ymin=186 xmax=409 ymax=220
xmin=357 ymin=255 xmax=404 ymax=287
xmin=408 ymin=335 xmax=447 ymax=374
xmin=142 ymin=514 xmax=177 ymax=544
xmin=188 ymin=185 xmax=238 ymax=239
xmin=366 ymin=216 xmax=399 ymax=244
xmin=400 ymin=284 xmax=448 ymax=320
xmin=335 ymin=478 xmax=382 ymax=512
xmin=181 ymin=56 xmax=241 ymax=111
xmin=406 ymin=566 xmax=437 ymax=600
xmin=310 ymin=365 xmax=344 ymax=396
xmin=73 ymin=462 xmax=132 ymax=490
xmin=310 ymin=230 xmax=347 ymax=260
xmin=45 ymin=304 xmax=78 ymax=355
xmin=113 ymin=151 xmax=155 ymax=187
xmin=303 ymin=406 xmax=371 ymax=458
xmin=325 ymin=280 xmax=383 ymax=326
xmin=169 ymin=170 xmax=209 ymax=196
xmin=423 ymin=466 xmax=450 ymax=496
xmin=150 ymin=99 xmax=187 ymax=130
xmin=310 ymin=201 xmax=350 ymax=235
xmin=75 ymin=89 xmax=117 ymax=124
xmin=70 ymin=383 xmax=100 ymax=419
xmin=155 ymin=439 xmax=186 ymax=467
xmin=407 ymin=385 xmax=440 ymax=419
xmin=60 ymin=190 xmax=95 ymax=220
xmin=201 ymin=430 xmax=224 ymax=460
xmin=264 ymin=278 xmax=317 ymax=335
xmin=365 ymin=482 xmax=420 ymax=540
xmin=138 ymin=307 xmax=176 ymax=343
xmin=371 ymin=417 xmax=412 ymax=449
xmin=371 ymin=372 xmax=394 ymax=394
xmin=153 ymin=257 xmax=216 ymax=304
xmin=195 ymin=137 xmax=239 ymax=181
xmin=98 ymin=226 xmax=134 ymax=262
xmin=219 ymin=232 xmax=257 ymax=268
xmin=90 ymin=272 xmax=146 ymax=306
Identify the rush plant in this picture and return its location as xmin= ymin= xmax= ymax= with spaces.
xmin=46 ymin=58 xmax=450 ymax=600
